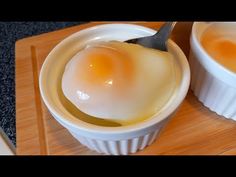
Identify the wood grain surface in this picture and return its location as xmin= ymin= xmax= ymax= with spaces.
xmin=16 ymin=22 xmax=236 ymax=155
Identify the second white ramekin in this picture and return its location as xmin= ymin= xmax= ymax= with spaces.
xmin=190 ymin=22 xmax=236 ymax=120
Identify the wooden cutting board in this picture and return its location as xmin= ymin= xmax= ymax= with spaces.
xmin=16 ymin=22 xmax=236 ymax=155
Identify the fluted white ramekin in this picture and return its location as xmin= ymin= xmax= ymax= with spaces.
xmin=39 ymin=24 xmax=190 ymax=155
xmin=190 ymin=22 xmax=236 ymax=120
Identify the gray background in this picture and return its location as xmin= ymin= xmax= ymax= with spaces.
xmin=0 ymin=22 xmax=87 ymax=147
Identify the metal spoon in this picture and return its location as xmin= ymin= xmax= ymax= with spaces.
xmin=125 ymin=22 xmax=176 ymax=51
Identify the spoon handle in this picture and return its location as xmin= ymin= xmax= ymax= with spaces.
xmin=155 ymin=22 xmax=176 ymax=42
xmin=145 ymin=21 xmax=177 ymax=51
xmin=125 ymin=22 xmax=177 ymax=51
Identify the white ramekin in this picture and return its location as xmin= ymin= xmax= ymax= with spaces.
xmin=39 ymin=24 xmax=190 ymax=155
xmin=190 ymin=22 xmax=236 ymax=120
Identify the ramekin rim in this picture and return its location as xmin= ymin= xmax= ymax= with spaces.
xmin=191 ymin=22 xmax=236 ymax=78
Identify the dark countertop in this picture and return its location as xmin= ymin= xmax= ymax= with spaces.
xmin=0 ymin=22 xmax=86 ymax=148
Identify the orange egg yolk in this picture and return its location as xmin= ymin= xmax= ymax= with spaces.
xmin=75 ymin=46 xmax=134 ymax=94
xmin=201 ymin=30 xmax=236 ymax=72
